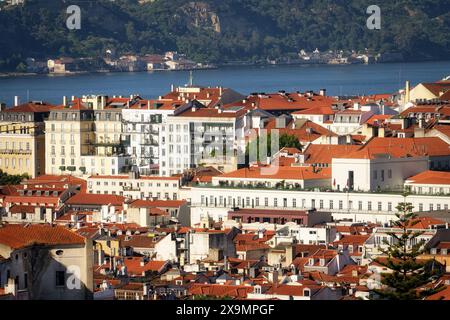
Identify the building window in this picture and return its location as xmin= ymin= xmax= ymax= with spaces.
xmin=319 ymin=200 xmax=324 ymax=209
xmin=358 ymin=201 xmax=362 ymax=211
xmin=378 ymin=202 xmax=382 ymax=211
xmin=368 ymin=201 xmax=372 ymax=211
xmin=292 ymin=198 xmax=296 ymax=208
xmin=388 ymin=202 xmax=392 ymax=212
xmin=339 ymin=200 xmax=343 ymax=210
xmin=55 ymin=271 xmax=65 ymax=287
xmin=329 ymin=200 xmax=333 ymax=210
xmin=273 ymin=198 xmax=277 ymax=207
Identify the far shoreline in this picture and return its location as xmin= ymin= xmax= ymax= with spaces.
xmin=1 ymin=59 xmax=449 ymax=80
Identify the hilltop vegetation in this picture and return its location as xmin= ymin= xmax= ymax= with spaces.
xmin=0 ymin=0 xmax=449 ymax=71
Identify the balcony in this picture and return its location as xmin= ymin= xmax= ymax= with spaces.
xmin=0 ymin=149 xmax=32 ymax=155
xmin=122 ymin=185 xmax=140 ymax=192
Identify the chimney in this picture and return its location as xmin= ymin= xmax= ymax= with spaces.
xmin=5 ymin=278 xmax=17 ymax=296
xmin=401 ymin=117 xmax=409 ymax=130
xmin=63 ymin=96 xmax=68 ymax=106
xmin=405 ymin=80 xmax=411 ymax=103
xmin=71 ymin=95 xmax=75 ymax=101
xmin=319 ymin=89 xmax=326 ymax=96
xmin=14 ymin=96 xmax=20 ymax=107
xmin=171 ymin=84 xmax=174 ymax=92
xmin=269 ymin=270 xmax=279 ymax=288
xmin=219 ymin=86 xmax=223 ymax=96
xmin=275 ymin=117 xmax=286 ymax=129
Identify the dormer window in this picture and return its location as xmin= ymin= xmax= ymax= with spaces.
xmin=303 ymin=288 xmax=311 ymax=297
xmin=254 ymin=285 xmax=262 ymax=294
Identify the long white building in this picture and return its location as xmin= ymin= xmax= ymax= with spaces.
xmin=181 ymin=185 xmax=450 ymax=226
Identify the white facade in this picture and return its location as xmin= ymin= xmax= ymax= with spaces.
xmin=122 ymin=107 xmax=174 ymax=175
xmin=87 ymin=175 xmax=181 ymax=200
xmin=184 ymin=186 xmax=450 ymax=225
xmin=159 ymin=107 xmax=247 ymax=177
xmin=332 ymin=156 xmax=429 ymax=192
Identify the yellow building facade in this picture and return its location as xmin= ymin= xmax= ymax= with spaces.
xmin=0 ymin=102 xmax=54 ymax=178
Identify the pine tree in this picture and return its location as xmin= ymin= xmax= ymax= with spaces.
xmin=373 ymin=197 xmax=442 ymax=300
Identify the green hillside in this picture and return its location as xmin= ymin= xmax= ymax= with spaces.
xmin=0 ymin=0 xmax=449 ymax=71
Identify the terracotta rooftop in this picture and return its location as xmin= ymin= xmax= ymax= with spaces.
xmin=0 ymin=224 xmax=85 ymax=249
xmin=406 ymin=170 xmax=450 ymax=185
xmin=216 ymin=165 xmax=331 ymax=181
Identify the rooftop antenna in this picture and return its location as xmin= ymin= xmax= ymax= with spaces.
xmin=189 ymin=70 xmax=193 ymax=87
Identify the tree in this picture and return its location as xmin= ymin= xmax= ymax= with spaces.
xmin=373 ymin=196 xmax=443 ymax=300
xmin=0 ymin=170 xmax=29 ymax=185
xmin=245 ymin=132 xmax=301 ymax=163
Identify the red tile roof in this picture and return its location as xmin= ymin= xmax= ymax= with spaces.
xmin=406 ymin=170 xmax=450 ymax=185
xmin=426 ymin=285 xmax=450 ymax=300
xmin=3 ymin=102 xmax=55 ymax=113
xmin=217 ymin=165 xmax=331 ymax=181
xmin=303 ymin=144 xmax=361 ymax=165
xmin=0 ymin=224 xmax=85 ymax=249
xmin=128 ymin=199 xmax=186 ymax=208
xmin=66 ymin=193 xmax=125 ymax=206
xmin=188 ymin=283 xmax=254 ymax=299
xmin=335 ymin=137 xmax=450 ymax=160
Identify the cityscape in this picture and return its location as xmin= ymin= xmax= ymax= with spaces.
xmin=1 ymin=0 xmax=450 ymax=311
xmin=0 ymin=78 xmax=450 ymax=301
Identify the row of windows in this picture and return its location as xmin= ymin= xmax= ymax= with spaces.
xmin=93 ymin=190 xmax=177 ymax=200
xmin=50 ymin=157 xmax=117 ymax=166
xmin=200 ymin=195 xmax=449 ymax=212
xmin=92 ymin=181 xmax=178 ymax=188
xmin=0 ymin=141 xmax=31 ymax=150
xmin=50 ymin=166 xmax=115 ymax=175
xmin=373 ymin=169 xmax=393 ymax=181
xmin=0 ymin=157 xmax=31 ymax=169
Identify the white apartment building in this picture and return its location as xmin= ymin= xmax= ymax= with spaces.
xmin=183 ymin=186 xmax=450 ymax=226
xmin=87 ymin=173 xmax=182 ymax=200
xmin=159 ymin=102 xmax=248 ymax=176
xmin=277 ymin=223 xmax=337 ymax=245
xmin=122 ymin=98 xmax=185 ymax=175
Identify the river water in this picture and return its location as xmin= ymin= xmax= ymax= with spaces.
xmin=1 ymin=61 xmax=449 ymax=105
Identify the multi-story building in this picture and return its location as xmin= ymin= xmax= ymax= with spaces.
xmin=45 ymin=96 xmax=131 ymax=176
xmin=87 ymin=172 xmax=182 ymax=200
xmin=159 ymin=102 xmax=248 ymax=176
xmin=183 ymin=184 xmax=450 ymax=226
xmin=0 ymin=101 xmax=55 ymax=177
xmin=122 ymin=97 xmax=185 ymax=175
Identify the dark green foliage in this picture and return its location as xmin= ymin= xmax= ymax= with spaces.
xmin=245 ymin=133 xmax=301 ymax=163
xmin=373 ymin=199 xmax=443 ymax=300
xmin=0 ymin=0 xmax=449 ymax=71
xmin=0 ymin=169 xmax=29 ymax=185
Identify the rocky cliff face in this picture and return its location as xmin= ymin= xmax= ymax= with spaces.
xmin=177 ymin=2 xmax=221 ymax=33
